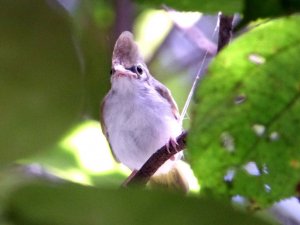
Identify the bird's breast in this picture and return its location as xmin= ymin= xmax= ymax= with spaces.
xmin=103 ymin=89 xmax=181 ymax=170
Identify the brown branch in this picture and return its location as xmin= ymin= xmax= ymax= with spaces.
xmin=112 ymin=0 xmax=135 ymax=45
xmin=126 ymin=131 xmax=188 ymax=187
xmin=217 ymin=14 xmax=234 ymax=52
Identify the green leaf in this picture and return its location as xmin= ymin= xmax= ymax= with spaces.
xmin=4 ymin=182 xmax=271 ymax=225
xmin=0 ymin=1 xmax=82 ymax=163
xmin=135 ymin=0 xmax=243 ymax=14
xmin=188 ymin=15 xmax=300 ymax=206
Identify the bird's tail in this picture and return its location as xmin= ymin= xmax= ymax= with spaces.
xmin=148 ymin=160 xmax=189 ymax=193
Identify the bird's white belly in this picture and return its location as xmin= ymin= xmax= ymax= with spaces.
xmin=104 ymin=91 xmax=181 ymax=170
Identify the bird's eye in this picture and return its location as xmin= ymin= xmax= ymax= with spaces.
xmin=135 ymin=65 xmax=143 ymax=76
xmin=126 ymin=65 xmax=144 ymax=78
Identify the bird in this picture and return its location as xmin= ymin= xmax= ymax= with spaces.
xmin=100 ymin=31 xmax=188 ymax=191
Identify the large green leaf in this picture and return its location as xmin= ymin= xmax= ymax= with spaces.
xmin=0 ymin=0 xmax=82 ymax=163
xmin=4 ymin=182 xmax=271 ymax=225
xmin=188 ymin=15 xmax=300 ymax=206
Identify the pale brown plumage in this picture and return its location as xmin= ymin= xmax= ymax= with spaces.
xmin=100 ymin=31 xmax=188 ymax=191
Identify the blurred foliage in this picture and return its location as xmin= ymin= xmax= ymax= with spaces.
xmin=72 ymin=0 xmax=113 ymax=119
xmin=0 ymin=0 xmax=82 ymax=163
xmin=4 ymin=181 xmax=271 ymax=225
xmin=242 ymin=0 xmax=300 ymax=25
xmin=189 ymin=15 xmax=300 ymax=206
xmin=0 ymin=0 xmax=113 ymax=163
xmin=0 ymin=0 xmax=299 ymax=224
xmin=136 ymin=0 xmax=300 ymax=25
xmin=136 ymin=0 xmax=243 ymax=14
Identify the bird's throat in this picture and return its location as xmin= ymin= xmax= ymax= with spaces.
xmin=111 ymin=76 xmax=139 ymax=94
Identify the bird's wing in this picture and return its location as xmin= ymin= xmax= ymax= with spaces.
xmin=100 ymin=92 xmax=120 ymax=162
xmin=150 ymin=77 xmax=180 ymax=121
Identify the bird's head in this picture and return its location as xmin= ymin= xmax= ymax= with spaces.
xmin=110 ymin=31 xmax=150 ymax=89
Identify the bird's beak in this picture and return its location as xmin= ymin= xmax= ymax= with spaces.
xmin=112 ymin=64 xmax=136 ymax=78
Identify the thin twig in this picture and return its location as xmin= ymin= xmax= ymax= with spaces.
xmin=126 ymin=131 xmax=188 ymax=186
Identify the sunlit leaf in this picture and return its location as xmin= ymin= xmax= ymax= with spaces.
xmin=4 ymin=182 xmax=271 ymax=225
xmin=189 ymin=15 xmax=300 ymax=206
